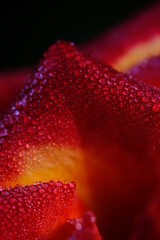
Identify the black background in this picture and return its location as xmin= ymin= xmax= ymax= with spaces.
xmin=0 ymin=0 xmax=158 ymax=69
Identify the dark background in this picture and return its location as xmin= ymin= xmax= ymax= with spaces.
xmin=0 ymin=0 xmax=158 ymax=69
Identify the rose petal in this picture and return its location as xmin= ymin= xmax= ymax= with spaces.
xmin=0 ymin=181 xmax=77 ymax=240
xmin=0 ymin=41 xmax=160 ymax=238
xmin=130 ymin=196 xmax=160 ymax=240
xmin=52 ymin=211 xmax=102 ymax=240
xmin=83 ymin=3 xmax=160 ymax=72
xmin=0 ymin=69 xmax=31 ymax=114
xmin=127 ymin=56 xmax=160 ymax=88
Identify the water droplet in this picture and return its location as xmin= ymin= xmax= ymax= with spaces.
xmin=27 ymin=126 xmax=35 ymax=133
xmin=152 ymin=103 xmax=160 ymax=112
xmin=76 ymin=223 xmax=82 ymax=230
xmin=35 ymin=72 xmax=43 ymax=80
xmin=0 ymin=129 xmax=8 ymax=137
xmin=99 ymin=78 xmax=105 ymax=84
xmin=14 ymin=110 xmax=20 ymax=116
xmin=74 ymin=69 xmax=83 ymax=77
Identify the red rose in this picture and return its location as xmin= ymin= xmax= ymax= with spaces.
xmin=1 ymin=3 xmax=160 ymax=240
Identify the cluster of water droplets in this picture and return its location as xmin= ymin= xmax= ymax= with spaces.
xmin=0 ymin=40 xmax=160 ymax=185
xmin=0 ymin=180 xmax=75 ymax=239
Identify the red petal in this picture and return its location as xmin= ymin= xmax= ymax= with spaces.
xmin=127 ymin=56 xmax=160 ymax=88
xmin=131 ymin=197 xmax=160 ymax=240
xmin=52 ymin=212 xmax=102 ymax=240
xmin=0 ymin=181 xmax=76 ymax=240
xmin=0 ymin=69 xmax=31 ymax=114
xmin=0 ymin=41 xmax=160 ymax=238
xmin=83 ymin=3 xmax=160 ymax=71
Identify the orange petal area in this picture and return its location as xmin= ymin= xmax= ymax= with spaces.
xmin=0 ymin=69 xmax=31 ymax=114
xmin=127 ymin=56 xmax=160 ymax=88
xmin=83 ymin=3 xmax=160 ymax=72
xmin=52 ymin=212 xmax=102 ymax=240
xmin=12 ymin=146 xmax=91 ymax=206
xmin=0 ymin=180 xmax=80 ymax=240
xmin=1 ymin=41 xmax=160 ymax=238
xmin=113 ymin=35 xmax=160 ymax=72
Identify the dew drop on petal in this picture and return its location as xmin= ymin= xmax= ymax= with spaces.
xmin=152 ymin=103 xmax=160 ymax=112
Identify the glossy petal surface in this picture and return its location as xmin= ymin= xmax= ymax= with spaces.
xmin=52 ymin=212 xmax=102 ymax=240
xmin=83 ymin=3 xmax=160 ymax=71
xmin=127 ymin=56 xmax=160 ymax=88
xmin=131 ymin=197 xmax=160 ymax=240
